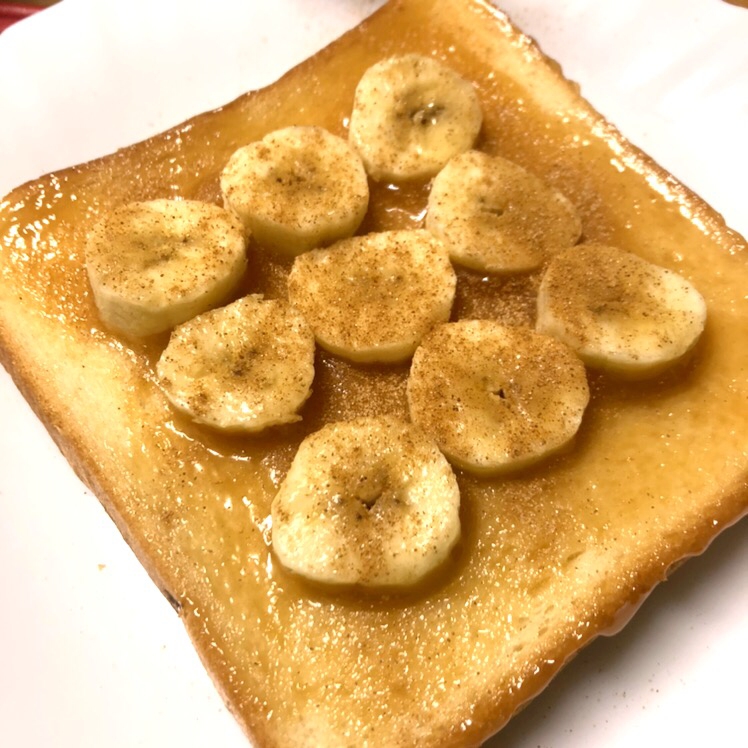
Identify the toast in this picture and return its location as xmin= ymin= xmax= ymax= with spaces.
xmin=1 ymin=1 xmax=747 ymax=747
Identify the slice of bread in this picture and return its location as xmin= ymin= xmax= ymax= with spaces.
xmin=1 ymin=1 xmax=747 ymax=746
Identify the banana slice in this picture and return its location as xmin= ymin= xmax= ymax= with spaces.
xmin=407 ymin=320 xmax=590 ymax=475
xmin=156 ymin=295 xmax=315 ymax=432
xmin=270 ymin=415 xmax=461 ymax=588
xmin=349 ymin=54 xmax=482 ymax=182
xmin=85 ymin=199 xmax=247 ymax=337
xmin=426 ymin=150 xmax=582 ymax=273
xmin=536 ymin=244 xmax=708 ymax=376
xmin=287 ymin=229 xmax=456 ymax=363
xmin=220 ymin=125 xmax=369 ymax=255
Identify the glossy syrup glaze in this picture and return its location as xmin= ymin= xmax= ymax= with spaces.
xmin=1 ymin=1 xmax=748 ymax=746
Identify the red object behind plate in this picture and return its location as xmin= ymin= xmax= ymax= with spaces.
xmin=0 ymin=3 xmax=42 ymax=33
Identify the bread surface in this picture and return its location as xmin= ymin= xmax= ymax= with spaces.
xmin=1 ymin=1 xmax=747 ymax=746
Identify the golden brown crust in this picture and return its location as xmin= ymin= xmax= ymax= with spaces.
xmin=1 ymin=0 xmax=747 ymax=746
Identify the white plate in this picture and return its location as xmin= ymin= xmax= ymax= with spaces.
xmin=0 ymin=1 xmax=746 ymax=746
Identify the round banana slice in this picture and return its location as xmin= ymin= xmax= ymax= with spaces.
xmin=271 ymin=415 xmax=461 ymax=588
xmin=426 ymin=150 xmax=582 ymax=273
xmin=536 ymin=244 xmax=708 ymax=376
xmin=287 ymin=229 xmax=456 ymax=363
xmin=349 ymin=54 xmax=482 ymax=182
xmin=407 ymin=320 xmax=590 ymax=475
xmin=85 ymin=199 xmax=247 ymax=337
xmin=220 ymin=125 xmax=369 ymax=255
xmin=156 ymin=295 xmax=315 ymax=432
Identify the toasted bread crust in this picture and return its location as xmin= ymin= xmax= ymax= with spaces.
xmin=1 ymin=1 xmax=747 ymax=746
